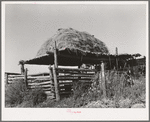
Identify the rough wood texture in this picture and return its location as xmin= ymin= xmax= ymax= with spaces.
xmin=54 ymin=41 xmax=58 ymax=68
xmin=49 ymin=65 xmax=53 ymax=80
xmin=101 ymin=62 xmax=106 ymax=97
xmin=28 ymin=79 xmax=52 ymax=83
xmin=28 ymin=85 xmax=52 ymax=89
xmin=20 ymin=63 xmax=25 ymax=75
xmin=28 ymin=72 xmax=49 ymax=76
xmin=53 ymin=66 xmax=60 ymax=101
xmin=56 ymin=67 xmax=97 ymax=72
xmin=59 ymin=82 xmax=73 ymax=85
xmin=5 ymin=73 xmax=8 ymax=84
xmin=56 ymin=78 xmax=93 ymax=80
xmin=28 ymin=83 xmax=53 ymax=88
xmin=58 ymin=74 xmax=94 ymax=77
xmin=57 ymin=71 xmax=95 ymax=75
xmin=5 ymin=72 xmax=21 ymax=75
xmin=8 ymin=78 xmax=24 ymax=82
xmin=8 ymin=76 xmax=50 ymax=81
xmin=28 ymin=81 xmax=52 ymax=85
xmin=29 ymin=76 xmax=50 ymax=79
xmin=8 ymin=75 xmax=24 ymax=78
xmin=116 ymin=47 xmax=119 ymax=70
xmin=24 ymin=68 xmax=28 ymax=88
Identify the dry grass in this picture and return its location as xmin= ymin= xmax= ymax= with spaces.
xmin=5 ymin=68 xmax=146 ymax=108
xmin=5 ymin=80 xmax=27 ymax=107
xmin=5 ymin=81 xmax=47 ymax=107
xmin=36 ymin=28 xmax=109 ymax=57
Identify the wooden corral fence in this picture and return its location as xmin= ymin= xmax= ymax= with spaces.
xmin=5 ymin=71 xmax=55 ymax=99
xmin=5 ymin=63 xmax=144 ymax=101
xmin=5 ymin=66 xmax=101 ymax=100
xmin=53 ymin=67 xmax=98 ymax=99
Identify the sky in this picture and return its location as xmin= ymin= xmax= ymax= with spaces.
xmin=4 ymin=2 xmax=148 ymax=74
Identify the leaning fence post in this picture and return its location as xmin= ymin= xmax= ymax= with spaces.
xmin=24 ymin=68 xmax=28 ymax=88
xmin=101 ymin=62 xmax=106 ymax=97
xmin=5 ymin=73 xmax=8 ymax=85
xmin=54 ymin=41 xmax=58 ymax=68
xmin=53 ymin=40 xmax=60 ymax=101
xmin=53 ymin=66 xmax=60 ymax=101
xmin=49 ymin=65 xmax=53 ymax=81
xmin=49 ymin=65 xmax=54 ymax=95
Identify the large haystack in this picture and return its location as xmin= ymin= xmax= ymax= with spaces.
xmin=36 ymin=28 xmax=109 ymax=57
xmin=22 ymin=28 xmax=140 ymax=66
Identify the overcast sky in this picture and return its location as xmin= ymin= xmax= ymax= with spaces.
xmin=4 ymin=2 xmax=147 ymax=74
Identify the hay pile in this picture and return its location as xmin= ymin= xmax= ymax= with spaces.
xmin=36 ymin=28 xmax=109 ymax=57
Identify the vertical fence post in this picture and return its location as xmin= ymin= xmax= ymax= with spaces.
xmin=115 ymin=47 xmax=118 ymax=70
xmin=21 ymin=63 xmax=25 ymax=75
xmin=49 ymin=65 xmax=53 ymax=81
xmin=5 ymin=73 xmax=8 ymax=85
xmin=101 ymin=62 xmax=106 ymax=98
xmin=53 ymin=66 xmax=60 ymax=101
xmin=24 ymin=68 xmax=28 ymax=88
xmin=115 ymin=47 xmax=119 ymax=107
xmin=49 ymin=65 xmax=54 ymax=96
xmin=78 ymin=65 xmax=81 ymax=80
xmin=53 ymin=40 xmax=60 ymax=101
xmin=54 ymin=41 xmax=58 ymax=68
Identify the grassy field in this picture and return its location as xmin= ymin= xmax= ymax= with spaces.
xmin=5 ymin=69 xmax=146 ymax=108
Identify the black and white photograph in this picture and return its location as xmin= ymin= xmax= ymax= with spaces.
xmin=1 ymin=1 xmax=149 ymax=121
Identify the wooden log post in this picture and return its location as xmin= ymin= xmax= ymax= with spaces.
xmin=53 ymin=66 xmax=60 ymax=101
xmin=20 ymin=63 xmax=25 ymax=75
xmin=78 ymin=65 xmax=81 ymax=80
xmin=115 ymin=47 xmax=118 ymax=70
xmin=19 ymin=60 xmax=25 ymax=75
xmin=54 ymin=41 xmax=58 ymax=68
xmin=49 ymin=65 xmax=54 ymax=94
xmin=24 ymin=68 xmax=28 ymax=88
xmin=53 ymin=40 xmax=60 ymax=101
xmin=115 ymin=47 xmax=119 ymax=107
xmin=101 ymin=62 xmax=106 ymax=98
xmin=49 ymin=65 xmax=53 ymax=81
xmin=5 ymin=73 xmax=8 ymax=84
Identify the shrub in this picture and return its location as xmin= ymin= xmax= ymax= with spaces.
xmin=122 ymin=78 xmax=145 ymax=99
xmin=36 ymin=98 xmax=56 ymax=108
xmin=5 ymin=80 xmax=47 ymax=107
xmin=28 ymin=69 xmax=146 ymax=108
xmin=38 ymin=80 xmax=103 ymax=108
xmin=5 ymin=80 xmax=27 ymax=107
xmin=118 ymin=98 xmax=132 ymax=108
xmin=72 ymin=82 xmax=91 ymax=100
xmin=132 ymin=66 xmax=143 ymax=79
xmin=68 ymin=80 xmax=103 ymax=107
xmin=23 ymin=87 xmax=47 ymax=106
xmin=83 ymin=98 xmax=115 ymax=108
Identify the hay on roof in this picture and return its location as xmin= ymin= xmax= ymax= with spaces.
xmin=36 ymin=28 xmax=109 ymax=57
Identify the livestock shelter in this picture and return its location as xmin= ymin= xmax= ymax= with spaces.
xmin=22 ymin=28 xmax=139 ymax=69
xmin=15 ymin=28 xmax=141 ymax=100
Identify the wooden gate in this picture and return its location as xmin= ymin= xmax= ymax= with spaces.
xmin=5 ymin=71 xmax=55 ymax=99
xmin=54 ymin=67 xmax=97 ymax=98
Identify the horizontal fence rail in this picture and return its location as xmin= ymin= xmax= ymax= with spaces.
xmin=5 ymin=64 xmax=144 ymax=101
xmin=5 ymin=67 xmax=98 ymax=99
xmin=54 ymin=67 xmax=97 ymax=98
xmin=5 ymin=71 xmax=55 ymax=99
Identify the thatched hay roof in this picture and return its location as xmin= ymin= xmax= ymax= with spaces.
xmin=36 ymin=28 xmax=109 ymax=57
xmin=22 ymin=28 xmax=142 ymax=67
xmin=24 ymin=49 xmax=140 ymax=66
